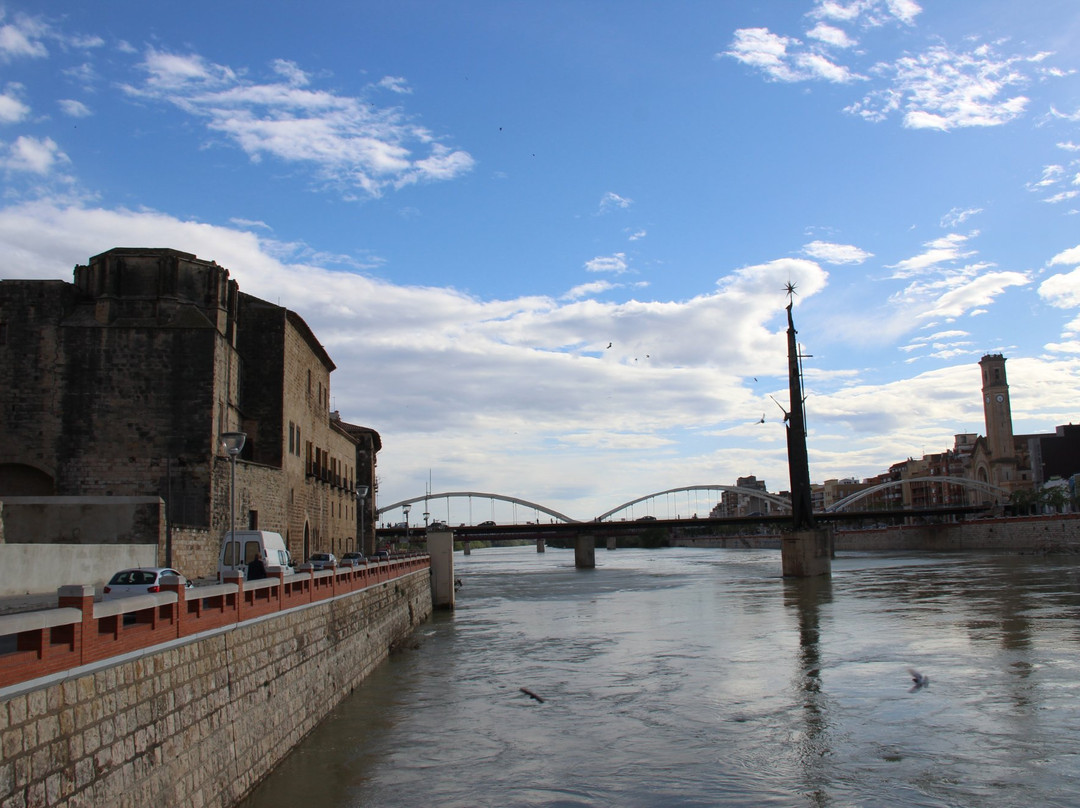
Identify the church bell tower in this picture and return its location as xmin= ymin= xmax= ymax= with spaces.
xmin=979 ymin=353 xmax=1014 ymax=462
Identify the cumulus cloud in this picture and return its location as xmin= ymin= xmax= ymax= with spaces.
xmin=123 ymin=48 xmax=473 ymax=198
xmin=802 ymin=240 xmax=873 ymax=265
xmin=1 ymin=135 xmax=69 ymax=174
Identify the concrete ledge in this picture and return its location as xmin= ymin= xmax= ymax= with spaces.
xmin=93 ymin=591 xmax=178 ymax=618
xmin=0 ymin=607 xmax=82 ymax=634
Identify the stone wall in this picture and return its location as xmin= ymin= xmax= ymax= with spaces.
xmin=0 ymin=568 xmax=432 ymax=808
xmin=676 ymin=514 xmax=1080 ymax=554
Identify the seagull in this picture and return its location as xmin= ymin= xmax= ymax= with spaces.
xmin=606 ymin=342 xmax=612 ymax=349
xmin=908 ymin=668 xmax=929 ymax=692
xmin=758 ymin=414 xmax=765 ymax=424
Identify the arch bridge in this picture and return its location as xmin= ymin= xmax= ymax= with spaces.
xmin=824 ymin=476 xmax=1009 ymax=512
xmin=597 ymin=485 xmax=792 ymax=522
xmin=377 ymin=492 xmax=578 ymax=525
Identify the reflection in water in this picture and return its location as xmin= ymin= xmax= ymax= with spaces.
xmin=241 ymin=548 xmax=1080 ymax=808
xmin=784 ymin=576 xmax=833 ymax=807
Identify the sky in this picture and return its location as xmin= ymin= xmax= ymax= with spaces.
xmin=2 ymin=1 xmax=1080 ymax=524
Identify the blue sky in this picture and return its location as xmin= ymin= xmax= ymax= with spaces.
xmin=2 ymin=1 xmax=1080 ymax=523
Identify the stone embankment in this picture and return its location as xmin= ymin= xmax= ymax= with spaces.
xmin=678 ymin=513 xmax=1080 ymax=554
xmin=0 ymin=557 xmax=432 ymax=807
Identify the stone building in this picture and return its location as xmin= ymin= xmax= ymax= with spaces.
xmin=0 ymin=248 xmax=379 ymax=577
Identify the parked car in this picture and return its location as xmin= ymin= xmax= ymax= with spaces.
xmin=341 ymin=552 xmax=365 ymax=564
xmin=307 ymin=552 xmax=338 ymax=570
xmin=372 ymin=550 xmax=390 ymax=561
xmin=103 ymin=567 xmax=192 ymax=600
xmin=428 ymin=521 xmax=448 ymax=531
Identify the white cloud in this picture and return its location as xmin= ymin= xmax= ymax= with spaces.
xmin=123 ymin=49 xmax=473 ymax=197
xmin=378 ymin=76 xmax=412 ymax=94
xmin=599 ymin=191 xmax=633 ymax=212
xmin=725 ymin=27 xmax=861 ymax=83
xmin=561 ymin=280 xmax=617 ymax=300
xmin=0 ymin=13 xmax=48 ymax=62
xmin=628 ymin=229 xmax=646 ymax=241
xmin=1039 ymin=267 xmax=1080 ymax=309
xmin=1050 ymin=244 xmax=1080 ymax=266
xmin=585 ymin=253 xmax=629 ymax=274
xmin=58 ymin=99 xmax=92 ymax=118
xmin=1 ymin=136 xmax=69 ymax=174
xmin=887 ymin=233 xmax=976 ymax=277
xmin=940 ymin=207 xmax=982 ymax=228
xmin=806 ymin=24 xmax=856 ymax=48
xmin=0 ymin=87 xmax=29 ymax=123
xmin=812 ymin=0 xmax=921 ymax=26
xmin=802 ymin=240 xmax=872 ymax=265
xmin=846 ymin=43 xmax=1039 ymax=129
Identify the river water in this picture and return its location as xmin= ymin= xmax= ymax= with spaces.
xmin=239 ymin=546 xmax=1080 ymax=807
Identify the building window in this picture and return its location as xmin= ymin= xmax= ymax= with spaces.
xmin=248 ymin=510 xmax=258 ymax=529
xmin=288 ymin=422 xmax=295 ymax=455
xmin=0 ymin=322 xmax=6 ymax=346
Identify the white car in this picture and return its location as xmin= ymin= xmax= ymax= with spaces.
xmin=102 ymin=567 xmax=191 ymax=600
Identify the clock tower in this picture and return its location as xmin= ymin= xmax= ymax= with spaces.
xmin=980 ymin=354 xmax=1014 ymax=460
xmin=978 ymin=353 xmax=1020 ymax=490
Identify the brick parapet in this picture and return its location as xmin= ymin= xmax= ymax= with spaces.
xmin=0 ymin=558 xmax=431 ymax=807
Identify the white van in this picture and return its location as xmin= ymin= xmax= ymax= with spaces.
xmin=218 ymin=530 xmax=294 ymax=581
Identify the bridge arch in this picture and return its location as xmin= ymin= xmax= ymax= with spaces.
xmin=377 ymin=492 xmax=579 ymax=524
xmin=825 ymin=476 xmax=1009 ymax=512
xmin=597 ymin=485 xmax=792 ymax=522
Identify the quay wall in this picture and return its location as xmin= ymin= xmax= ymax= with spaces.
xmin=0 ymin=566 xmax=432 ymax=808
xmin=675 ymin=514 xmax=1080 ymax=553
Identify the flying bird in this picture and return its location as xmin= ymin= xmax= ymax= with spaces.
xmin=606 ymin=342 xmax=612 ymax=349
xmin=758 ymin=414 xmax=765 ymax=424
xmin=907 ymin=668 xmax=929 ymax=692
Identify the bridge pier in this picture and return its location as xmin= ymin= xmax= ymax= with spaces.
xmin=574 ymin=534 xmax=595 ymax=569
xmin=781 ymin=527 xmax=833 ymax=577
xmin=606 ymin=536 xmax=616 ymax=550
xmin=463 ymin=541 xmax=471 ymax=556
xmin=427 ymin=529 xmax=455 ymax=610
xmin=536 ymin=538 xmax=545 ymax=553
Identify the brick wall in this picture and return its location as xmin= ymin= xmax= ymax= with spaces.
xmin=0 ymin=561 xmax=432 ymax=807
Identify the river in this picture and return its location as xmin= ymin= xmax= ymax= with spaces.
xmin=239 ymin=545 xmax=1080 ymax=807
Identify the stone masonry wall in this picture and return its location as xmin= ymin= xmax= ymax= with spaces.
xmin=0 ymin=569 xmax=433 ymax=808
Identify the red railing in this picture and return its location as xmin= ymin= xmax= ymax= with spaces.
xmin=0 ymin=554 xmax=430 ymax=690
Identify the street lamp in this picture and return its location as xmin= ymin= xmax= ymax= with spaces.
xmin=356 ymin=485 xmax=369 ymax=555
xmin=220 ymin=431 xmax=246 ymax=569
xmin=403 ymin=503 xmax=411 ymax=544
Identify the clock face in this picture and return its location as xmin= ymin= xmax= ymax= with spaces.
xmin=996 ymin=394 xmax=1004 ymax=402
xmin=985 ymin=395 xmax=991 ymax=403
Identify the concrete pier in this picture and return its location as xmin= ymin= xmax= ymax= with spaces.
xmin=537 ymin=538 xmax=545 ymax=553
xmin=427 ymin=530 xmax=455 ymax=609
xmin=607 ymin=536 xmax=616 ymax=550
xmin=781 ymin=528 xmax=833 ymax=577
xmin=574 ymin=534 xmax=596 ymax=569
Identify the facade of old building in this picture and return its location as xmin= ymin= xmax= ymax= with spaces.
xmin=0 ymin=248 xmax=379 ymax=577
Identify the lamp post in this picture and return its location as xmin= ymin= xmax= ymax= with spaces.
xmin=403 ymin=503 xmax=411 ymax=546
xmin=356 ymin=484 xmax=369 ymax=555
xmin=220 ymin=431 xmax=246 ymax=569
